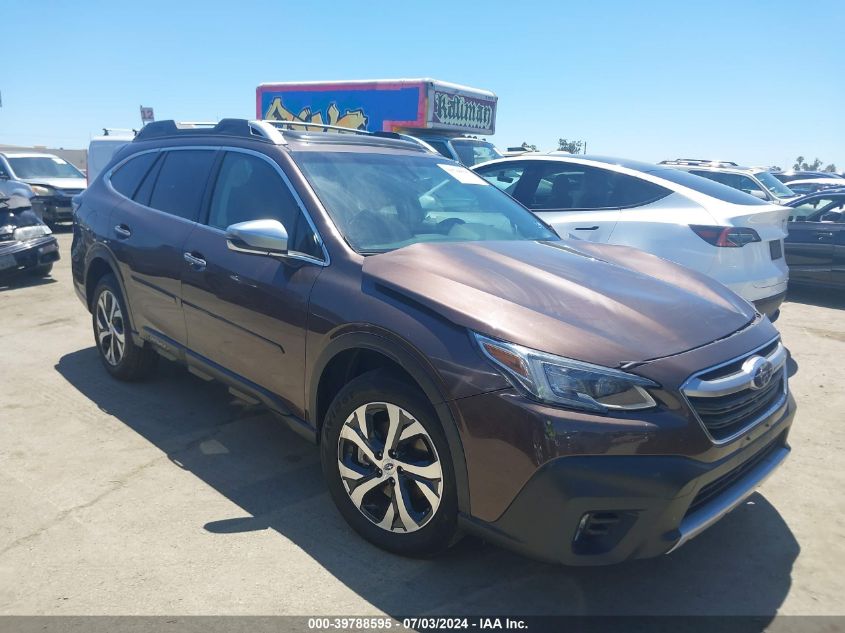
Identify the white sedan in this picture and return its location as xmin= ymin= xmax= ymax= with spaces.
xmin=473 ymin=155 xmax=791 ymax=318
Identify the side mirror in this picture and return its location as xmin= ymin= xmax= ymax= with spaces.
xmin=746 ymin=190 xmax=768 ymax=200
xmin=225 ymin=219 xmax=288 ymax=256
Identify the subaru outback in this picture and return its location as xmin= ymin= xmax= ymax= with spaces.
xmin=71 ymin=119 xmax=795 ymax=564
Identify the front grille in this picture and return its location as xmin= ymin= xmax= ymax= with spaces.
xmin=683 ymin=339 xmax=788 ymax=443
xmin=687 ymin=368 xmax=785 ymax=441
xmin=687 ymin=435 xmax=783 ymax=515
xmin=697 ymin=339 xmax=779 ymax=381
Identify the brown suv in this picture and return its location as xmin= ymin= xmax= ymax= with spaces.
xmin=71 ymin=119 xmax=795 ymax=565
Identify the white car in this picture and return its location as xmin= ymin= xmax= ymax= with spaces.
xmin=473 ymin=155 xmax=791 ymax=317
xmin=87 ymin=131 xmax=134 ymax=185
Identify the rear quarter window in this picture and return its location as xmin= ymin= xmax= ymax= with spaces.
xmin=648 ymin=169 xmax=768 ymax=205
xmin=109 ymin=152 xmax=158 ymax=198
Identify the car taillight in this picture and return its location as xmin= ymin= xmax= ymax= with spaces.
xmin=689 ymin=225 xmax=761 ymax=247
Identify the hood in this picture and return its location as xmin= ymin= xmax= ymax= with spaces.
xmin=24 ymin=177 xmax=87 ymax=192
xmin=362 ymin=240 xmax=756 ymax=368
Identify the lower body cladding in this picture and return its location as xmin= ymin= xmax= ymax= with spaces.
xmin=454 ymin=389 xmax=795 ymax=566
xmin=0 ymin=236 xmax=60 ymax=276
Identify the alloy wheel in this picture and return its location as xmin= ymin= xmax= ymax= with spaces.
xmin=95 ymin=289 xmax=126 ymax=366
xmin=337 ymin=402 xmax=443 ymax=533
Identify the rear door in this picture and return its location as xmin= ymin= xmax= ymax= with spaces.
xmin=109 ymin=147 xmax=217 ymax=350
xmin=180 ymin=149 xmax=325 ymax=414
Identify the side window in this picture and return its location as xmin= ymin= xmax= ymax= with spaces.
xmin=526 ymin=164 xmax=617 ymax=210
xmin=148 ymin=150 xmax=216 ymax=221
xmin=476 ymin=165 xmax=526 ymax=195
xmin=690 ymin=170 xmax=727 ymax=185
xmin=804 ymin=198 xmax=845 ymax=222
xmin=208 ymin=152 xmax=321 ymax=259
xmin=736 ymin=175 xmax=765 ymax=194
xmin=109 ymin=152 xmax=158 ymax=199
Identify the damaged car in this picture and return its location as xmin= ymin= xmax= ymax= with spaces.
xmin=72 ymin=119 xmax=795 ymax=565
xmin=0 ymin=194 xmax=60 ymax=279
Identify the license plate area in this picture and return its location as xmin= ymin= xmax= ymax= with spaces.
xmin=769 ymin=240 xmax=783 ymax=260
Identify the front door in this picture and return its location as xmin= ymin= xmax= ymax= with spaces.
xmin=785 ymin=195 xmax=845 ymax=286
xmin=180 ymin=149 xmax=325 ymax=416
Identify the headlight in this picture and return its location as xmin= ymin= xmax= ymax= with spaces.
xmin=29 ymin=185 xmax=54 ymax=196
xmin=473 ymin=332 xmax=658 ymax=412
xmin=13 ymin=224 xmax=52 ymax=241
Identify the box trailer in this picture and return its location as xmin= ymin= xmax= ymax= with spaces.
xmin=256 ymin=78 xmax=502 ymax=165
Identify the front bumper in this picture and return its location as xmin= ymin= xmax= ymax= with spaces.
xmin=31 ymin=195 xmax=74 ymax=223
xmin=0 ymin=236 xmax=60 ymax=276
xmin=457 ymin=390 xmax=795 ymax=566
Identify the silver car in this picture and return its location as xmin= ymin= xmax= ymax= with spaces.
xmin=0 ymin=152 xmax=87 ymax=225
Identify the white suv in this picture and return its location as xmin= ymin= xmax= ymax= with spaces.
xmin=659 ymin=159 xmax=799 ymax=204
xmin=473 ymin=155 xmax=790 ymax=317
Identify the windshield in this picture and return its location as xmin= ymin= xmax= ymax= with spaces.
xmin=7 ymin=156 xmax=84 ymax=180
xmin=755 ymin=171 xmax=795 ymax=198
xmin=450 ymin=140 xmax=503 ymax=166
xmin=645 ymin=168 xmax=769 ymax=205
xmin=295 ymin=152 xmax=558 ymax=253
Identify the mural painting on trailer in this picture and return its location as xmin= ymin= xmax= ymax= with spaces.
xmin=256 ymin=79 xmax=497 ymax=135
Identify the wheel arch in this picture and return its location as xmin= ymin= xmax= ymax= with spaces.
xmin=83 ymin=246 xmax=139 ymax=341
xmin=310 ymin=329 xmax=470 ymax=514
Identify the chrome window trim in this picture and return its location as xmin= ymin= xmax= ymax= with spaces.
xmin=680 ymin=336 xmax=789 ymax=446
xmin=104 ymin=146 xmax=218 ymax=228
xmin=104 ymin=145 xmax=329 ymax=266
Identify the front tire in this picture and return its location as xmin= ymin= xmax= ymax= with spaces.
xmin=321 ymin=370 xmax=459 ymax=557
xmin=91 ymin=274 xmax=157 ymax=381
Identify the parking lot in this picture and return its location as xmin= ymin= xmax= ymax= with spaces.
xmin=1 ymin=229 xmax=843 ymax=618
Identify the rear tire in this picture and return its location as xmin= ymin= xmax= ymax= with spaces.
xmin=321 ymin=369 xmax=459 ymax=558
xmin=91 ymin=274 xmax=157 ymax=381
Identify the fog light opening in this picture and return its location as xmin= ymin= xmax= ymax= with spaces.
xmin=572 ymin=510 xmax=637 ymax=556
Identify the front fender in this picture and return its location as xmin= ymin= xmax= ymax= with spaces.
xmin=308 ymin=327 xmax=470 ymax=514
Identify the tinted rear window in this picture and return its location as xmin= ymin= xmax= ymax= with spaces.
xmin=148 ymin=150 xmax=216 ymax=221
xmin=646 ymin=168 xmax=768 ymax=205
xmin=109 ymin=152 xmax=158 ymax=198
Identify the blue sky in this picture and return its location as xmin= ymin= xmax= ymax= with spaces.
xmin=2 ymin=0 xmax=843 ymax=170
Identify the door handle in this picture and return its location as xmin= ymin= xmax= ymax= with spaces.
xmin=114 ymin=224 xmax=131 ymax=239
xmin=574 ymin=226 xmax=600 ymax=231
xmin=817 ymin=233 xmax=834 ymax=241
xmin=183 ymin=252 xmax=207 ymax=270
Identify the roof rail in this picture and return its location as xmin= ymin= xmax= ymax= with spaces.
xmin=131 ymin=118 xmax=425 ymax=150
xmin=659 ymin=159 xmax=739 ymax=167
xmin=265 ymin=119 xmax=374 ymax=136
xmin=133 ymin=119 xmax=288 ymax=144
